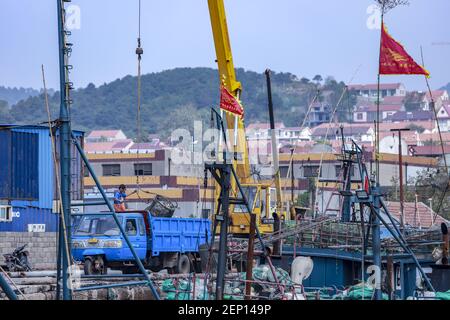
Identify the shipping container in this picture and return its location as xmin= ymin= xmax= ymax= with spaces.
xmin=0 ymin=125 xmax=84 ymax=233
xmin=0 ymin=205 xmax=57 ymax=232
xmin=0 ymin=130 xmax=11 ymax=199
xmin=0 ymin=128 xmax=39 ymax=201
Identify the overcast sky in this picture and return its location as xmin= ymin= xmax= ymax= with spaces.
xmin=1 ymin=0 xmax=449 ymax=91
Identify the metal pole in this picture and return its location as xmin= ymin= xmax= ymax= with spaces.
xmin=0 ymin=272 xmax=18 ymax=300
xmin=391 ymin=128 xmax=410 ymax=233
xmin=215 ymin=166 xmax=231 ymax=300
xmin=375 ymin=9 xmax=385 ymax=185
xmin=371 ymin=187 xmax=382 ymax=300
xmin=265 ymin=69 xmax=282 ymax=256
xmin=57 ymin=0 xmax=72 ymax=300
xmin=245 ymin=214 xmax=256 ymax=300
xmin=291 ymin=148 xmax=295 ymax=204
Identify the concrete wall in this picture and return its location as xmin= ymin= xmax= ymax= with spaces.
xmin=0 ymin=232 xmax=57 ymax=270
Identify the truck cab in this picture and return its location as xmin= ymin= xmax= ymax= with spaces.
xmin=72 ymin=211 xmax=211 ymax=275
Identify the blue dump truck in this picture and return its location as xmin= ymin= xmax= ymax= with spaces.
xmin=71 ymin=211 xmax=211 ymax=275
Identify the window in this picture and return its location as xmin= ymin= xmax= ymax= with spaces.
xmin=125 ymin=219 xmax=137 ymax=236
xmin=134 ymin=163 xmax=153 ymax=176
xmin=74 ymin=216 xmax=122 ymax=236
xmin=357 ymin=113 xmax=363 ymax=120
xmin=102 ymin=164 xmax=121 ymax=177
xmin=0 ymin=206 xmax=12 ymax=222
xmin=304 ymin=166 xmax=320 ymax=178
xmin=138 ymin=218 xmax=146 ymax=236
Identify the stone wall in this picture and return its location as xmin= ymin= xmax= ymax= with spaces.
xmin=0 ymin=232 xmax=57 ymax=270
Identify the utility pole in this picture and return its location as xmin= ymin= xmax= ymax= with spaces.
xmin=391 ymin=128 xmax=410 ymax=233
xmin=57 ymin=0 xmax=73 ymax=300
xmin=265 ymin=69 xmax=282 ymax=256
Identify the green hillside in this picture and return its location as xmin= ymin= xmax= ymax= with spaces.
xmin=3 ymin=67 xmax=348 ymax=139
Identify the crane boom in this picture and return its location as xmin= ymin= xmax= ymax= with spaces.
xmin=207 ymin=0 xmax=251 ymax=182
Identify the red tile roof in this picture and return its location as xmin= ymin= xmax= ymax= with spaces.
xmin=410 ymin=145 xmax=450 ymax=156
xmin=382 ymin=96 xmax=406 ymax=105
xmin=87 ymin=130 xmax=124 ymax=138
xmin=384 ymin=201 xmax=448 ymax=228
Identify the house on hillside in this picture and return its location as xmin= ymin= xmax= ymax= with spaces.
xmin=84 ymin=139 xmax=134 ymax=154
xmin=424 ymin=90 xmax=449 ymax=111
xmin=353 ymin=104 xmax=403 ymax=123
xmin=348 ymin=83 xmax=406 ymax=99
xmin=86 ymin=130 xmax=127 ymax=143
xmin=311 ymin=124 xmax=374 ymax=142
xmin=308 ymin=103 xmax=332 ymax=127
xmin=436 ymin=105 xmax=450 ymax=132
xmin=246 ymin=122 xmax=285 ymax=140
xmin=385 ymin=111 xmax=433 ymax=123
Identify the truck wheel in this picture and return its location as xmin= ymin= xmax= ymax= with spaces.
xmin=84 ymin=256 xmax=106 ymax=275
xmin=176 ymin=254 xmax=190 ymax=274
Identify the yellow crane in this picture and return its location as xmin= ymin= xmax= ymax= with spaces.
xmin=207 ymin=0 xmax=285 ymax=235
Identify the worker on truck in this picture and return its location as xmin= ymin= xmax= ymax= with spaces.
xmin=113 ymin=184 xmax=136 ymax=212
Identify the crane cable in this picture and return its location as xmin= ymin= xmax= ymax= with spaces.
xmin=135 ymin=0 xmax=144 ymax=202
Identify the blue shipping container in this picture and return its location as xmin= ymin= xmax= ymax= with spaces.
xmin=0 ymin=206 xmax=57 ymax=232
xmin=0 ymin=129 xmax=39 ymax=200
xmin=0 ymin=130 xmax=11 ymax=199
xmin=13 ymin=127 xmax=54 ymax=209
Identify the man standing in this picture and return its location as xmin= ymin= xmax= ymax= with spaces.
xmin=113 ymin=184 xmax=136 ymax=212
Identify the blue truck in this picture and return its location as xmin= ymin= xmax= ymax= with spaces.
xmin=71 ymin=211 xmax=211 ymax=275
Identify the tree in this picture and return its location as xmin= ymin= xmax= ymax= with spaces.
xmin=0 ymin=100 xmax=14 ymax=123
xmin=313 ymin=75 xmax=323 ymax=85
xmin=406 ymin=124 xmax=425 ymax=133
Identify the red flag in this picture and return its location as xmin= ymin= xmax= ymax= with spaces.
xmin=220 ymin=85 xmax=244 ymax=118
xmin=379 ymin=22 xmax=430 ymax=77
xmin=364 ymin=175 xmax=370 ymax=194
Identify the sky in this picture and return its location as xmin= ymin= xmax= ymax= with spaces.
xmin=0 ymin=0 xmax=449 ymax=92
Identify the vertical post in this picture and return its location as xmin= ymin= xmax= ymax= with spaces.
xmin=265 ymin=69 xmax=282 ymax=256
xmin=386 ymin=255 xmax=394 ymax=300
xmin=391 ymin=128 xmax=410 ymax=233
xmin=168 ymin=157 xmax=172 ymax=177
xmin=216 ymin=166 xmax=231 ymax=300
xmin=291 ymin=148 xmax=295 ymax=205
xmin=371 ymin=186 xmax=382 ymax=300
xmin=375 ymin=8 xmax=385 ymax=185
xmin=57 ymin=0 xmax=72 ymax=300
xmin=442 ymin=223 xmax=449 ymax=265
xmin=245 ymin=214 xmax=256 ymax=300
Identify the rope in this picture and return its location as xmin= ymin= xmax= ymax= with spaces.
xmin=281 ymin=90 xmax=321 ymax=205
xmin=313 ymin=66 xmax=362 ymax=217
xmin=42 ymin=64 xmax=73 ymax=297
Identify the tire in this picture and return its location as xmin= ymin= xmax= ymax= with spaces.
xmin=122 ymin=266 xmax=140 ymax=274
xmin=84 ymin=256 xmax=106 ymax=275
xmin=176 ymin=254 xmax=190 ymax=274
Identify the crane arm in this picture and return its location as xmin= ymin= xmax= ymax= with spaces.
xmin=207 ymin=0 xmax=251 ymax=182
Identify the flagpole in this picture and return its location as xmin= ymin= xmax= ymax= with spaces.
xmin=375 ymin=6 xmax=385 ymax=185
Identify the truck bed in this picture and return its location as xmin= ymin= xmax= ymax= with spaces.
xmin=148 ymin=216 xmax=211 ymax=256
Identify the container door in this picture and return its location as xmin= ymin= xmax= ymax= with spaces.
xmin=121 ymin=218 xmax=146 ymax=260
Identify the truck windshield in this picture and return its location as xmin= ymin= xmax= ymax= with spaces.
xmin=74 ymin=216 xmax=122 ymax=236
